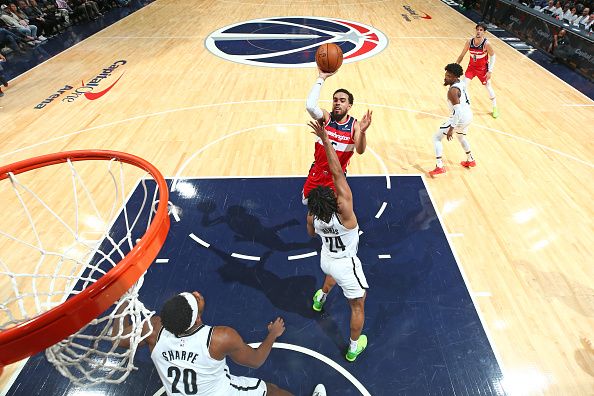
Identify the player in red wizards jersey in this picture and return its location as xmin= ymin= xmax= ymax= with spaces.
xmin=456 ymin=22 xmax=499 ymax=118
xmin=302 ymin=68 xmax=372 ymax=204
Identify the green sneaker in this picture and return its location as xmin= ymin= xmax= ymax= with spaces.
xmin=492 ymin=106 xmax=499 ymax=118
xmin=345 ymin=334 xmax=367 ymax=362
xmin=312 ymin=289 xmax=325 ymax=312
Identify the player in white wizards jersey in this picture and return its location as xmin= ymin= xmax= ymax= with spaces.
xmin=112 ymin=291 xmax=327 ymax=396
xmin=306 ymin=119 xmax=369 ymax=363
xmin=429 ymin=63 xmax=476 ymax=177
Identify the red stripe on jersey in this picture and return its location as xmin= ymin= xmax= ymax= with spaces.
xmin=313 ymin=143 xmax=354 ymax=172
xmin=468 ymin=38 xmax=488 ymax=67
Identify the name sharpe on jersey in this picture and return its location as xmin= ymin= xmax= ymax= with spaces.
xmin=321 ymin=227 xmax=339 ymax=235
xmin=161 ymin=349 xmax=199 ymax=363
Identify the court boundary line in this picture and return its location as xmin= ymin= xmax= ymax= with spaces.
xmin=421 ymin=174 xmax=507 ymax=390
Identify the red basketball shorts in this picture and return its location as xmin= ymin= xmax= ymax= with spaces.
xmin=465 ymin=66 xmax=488 ymax=85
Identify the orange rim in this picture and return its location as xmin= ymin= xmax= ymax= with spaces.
xmin=0 ymin=150 xmax=170 ymax=366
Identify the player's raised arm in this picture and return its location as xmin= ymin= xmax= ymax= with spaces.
xmin=456 ymin=40 xmax=470 ymax=64
xmin=305 ymin=68 xmax=335 ymax=122
xmin=307 ymin=121 xmax=355 ymax=222
xmin=354 ymin=109 xmax=372 ymax=154
xmin=212 ymin=318 xmax=285 ymax=369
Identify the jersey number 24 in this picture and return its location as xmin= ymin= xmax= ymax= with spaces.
xmin=324 ymin=236 xmax=346 ymax=253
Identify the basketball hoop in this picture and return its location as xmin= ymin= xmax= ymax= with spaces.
xmin=0 ymin=150 xmax=169 ymax=384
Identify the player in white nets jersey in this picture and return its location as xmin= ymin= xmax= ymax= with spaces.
xmin=113 ymin=292 xmax=326 ymax=396
xmin=306 ymin=119 xmax=369 ymax=363
xmin=429 ymin=63 xmax=475 ymax=177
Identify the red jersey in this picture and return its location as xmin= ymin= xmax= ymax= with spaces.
xmin=467 ymin=37 xmax=489 ymax=70
xmin=302 ymin=115 xmax=356 ymax=199
xmin=313 ymin=115 xmax=356 ymax=172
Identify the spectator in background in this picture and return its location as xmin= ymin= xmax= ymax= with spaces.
xmin=0 ymin=4 xmax=45 ymax=42
xmin=541 ymin=0 xmax=556 ymax=14
xmin=482 ymin=0 xmax=497 ymax=23
xmin=54 ymin=0 xmax=72 ymax=26
xmin=549 ymin=29 xmax=574 ymax=63
xmin=71 ymin=0 xmax=102 ymax=21
xmin=0 ymin=27 xmax=26 ymax=53
xmin=0 ymin=53 xmax=9 ymax=97
xmin=533 ymin=0 xmax=548 ymax=10
xmin=563 ymin=5 xmax=579 ymax=22
xmin=573 ymin=7 xmax=591 ymax=25
xmin=551 ymin=1 xmax=565 ymax=18
xmin=18 ymin=0 xmax=60 ymax=37
xmin=584 ymin=12 xmax=594 ymax=29
xmin=559 ymin=3 xmax=571 ymax=19
xmin=459 ymin=0 xmax=477 ymax=12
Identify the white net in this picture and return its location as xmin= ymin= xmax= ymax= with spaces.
xmin=0 ymin=154 xmax=166 ymax=385
xmin=46 ymin=279 xmax=154 ymax=385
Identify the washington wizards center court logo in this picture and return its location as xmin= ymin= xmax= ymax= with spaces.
xmin=205 ymin=17 xmax=388 ymax=68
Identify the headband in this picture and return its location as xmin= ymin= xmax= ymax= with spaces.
xmin=179 ymin=292 xmax=198 ymax=331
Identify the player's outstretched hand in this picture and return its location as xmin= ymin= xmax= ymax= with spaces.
xmin=318 ymin=67 xmax=337 ymax=80
xmin=308 ymin=120 xmax=326 ymax=140
xmin=267 ymin=317 xmax=286 ymax=338
xmin=360 ymin=109 xmax=373 ymax=133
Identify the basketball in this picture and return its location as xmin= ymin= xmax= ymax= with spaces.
xmin=315 ymin=43 xmax=343 ymax=73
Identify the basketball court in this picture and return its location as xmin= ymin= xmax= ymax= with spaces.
xmin=0 ymin=0 xmax=593 ymax=395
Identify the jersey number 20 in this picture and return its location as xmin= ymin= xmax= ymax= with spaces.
xmin=168 ymin=366 xmax=197 ymax=394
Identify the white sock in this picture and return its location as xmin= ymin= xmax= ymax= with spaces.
xmin=433 ymin=130 xmax=445 ymax=168
xmin=466 ymin=151 xmax=474 ymax=161
xmin=436 ymin=157 xmax=444 ymax=167
xmin=349 ymin=338 xmax=358 ymax=352
xmin=485 ymin=81 xmax=496 ymax=106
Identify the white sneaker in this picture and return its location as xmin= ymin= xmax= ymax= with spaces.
xmin=38 ymin=35 xmax=48 ymax=41
xmin=312 ymin=384 xmax=326 ymax=396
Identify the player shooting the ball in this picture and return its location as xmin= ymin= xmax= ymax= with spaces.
xmin=301 ymin=45 xmax=373 ymax=205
